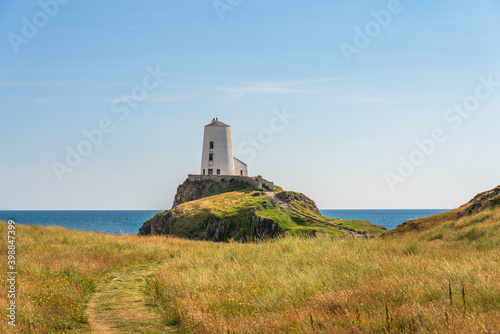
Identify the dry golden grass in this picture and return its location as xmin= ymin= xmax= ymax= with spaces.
xmin=1 ymin=205 xmax=499 ymax=333
xmin=148 ymin=207 xmax=500 ymax=333
xmin=0 ymin=223 xmax=203 ymax=333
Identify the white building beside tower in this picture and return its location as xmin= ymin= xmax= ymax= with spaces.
xmin=201 ymin=118 xmax=248 ymax=176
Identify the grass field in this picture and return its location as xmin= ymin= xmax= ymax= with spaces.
xmin=0 ymin=203 xmax=499 ymax=333
xmin=0 ymin=223 xmax=201 ymax=333
xmin=147 ymin=207 xmax=500 ymax=333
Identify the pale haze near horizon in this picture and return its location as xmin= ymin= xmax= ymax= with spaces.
xmin=1 ymin=0 xmax=499 ymax=210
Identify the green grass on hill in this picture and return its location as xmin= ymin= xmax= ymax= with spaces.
xmin=385 ymin=203 xmax=500 ymax=251
xmin=387 ymin=185 xmax=500 ymax=238
xmin=167 ymin=190 xmax=385 ymax=238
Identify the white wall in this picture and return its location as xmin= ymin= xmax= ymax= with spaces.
xmin=234 ymin=157 xmax=248 ymax=176
xmin=201 ymin=124 xmax=235 ymax=175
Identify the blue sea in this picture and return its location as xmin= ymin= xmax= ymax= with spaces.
xmin=0 ymin=210 xmax=159 ymax=235
xmin=0 ymin=209 xmax=449 ymax=234
xmin=320 ymin=209 xmax=449 ymax=231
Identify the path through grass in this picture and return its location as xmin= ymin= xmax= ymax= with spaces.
xmin=80 ymin=263 xmax=171 ymax=334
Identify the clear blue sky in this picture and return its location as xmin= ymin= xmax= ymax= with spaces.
xmin=1 ymin=0 xmax=499 ymax=210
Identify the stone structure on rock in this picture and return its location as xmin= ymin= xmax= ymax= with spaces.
xmin=173 ymin=174 xmax=275 ymax=207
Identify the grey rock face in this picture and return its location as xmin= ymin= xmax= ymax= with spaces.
xmin=173 ymin=178 xmax=253 ymax=207
xmin=275 ymin=191 xmax=320 ymax=214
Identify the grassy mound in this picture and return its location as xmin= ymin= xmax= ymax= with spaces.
xmin=385 ymin=185 xmax=500 ymax=246
xmin=140 ymin=190 xmax=386 ymax=241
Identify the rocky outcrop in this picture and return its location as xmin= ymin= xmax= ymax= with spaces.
xmin=139 ymin=210 xmax=283 ymax=242
xmin=458 ymin=186 xmax=500 ymax=217
xmin=139 ymin=177 xmax=283 ymax=242
xmin=276 ymin=191 xmax=320 ymax=214
xmin=140 ymin=175 xmax=386 ymax=241
xmin=173 ymin=178 xmax=254 ymax=207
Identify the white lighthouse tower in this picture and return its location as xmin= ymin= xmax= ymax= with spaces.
xmin=201 ymin=118 xmax=247 ymax=176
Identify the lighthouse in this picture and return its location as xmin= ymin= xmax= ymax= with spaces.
xmin=201 ymin=118 xmax=248 ymax=176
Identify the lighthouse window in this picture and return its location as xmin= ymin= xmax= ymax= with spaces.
xmin=209 ymin=153 xmax=213 ymax=161
xmin=208 ymin=169 xmax=213 ymax=175
xmin=209 ymin=141 xmax=214 ymax=149
xmin=217 ymin=169 xmax=221 ymax=175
